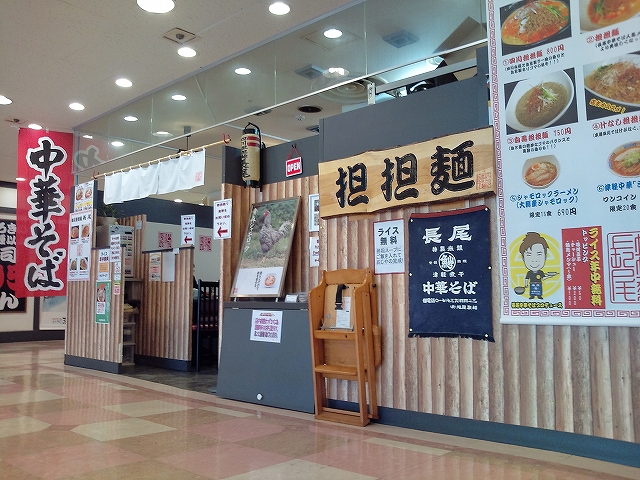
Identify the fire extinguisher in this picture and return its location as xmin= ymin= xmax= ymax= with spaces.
xmin=240 ymin=122 xmax=261 ymax=188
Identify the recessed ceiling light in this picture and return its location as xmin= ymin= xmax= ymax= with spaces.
xmin=326 ymin=67 xmax=348 ymax=76
xmin=28 ymin=124 xmax=42 ymax=130
xmin=171 ymin=94 xmax=187 ymax=101
xmin=235 ymin=67 xmax=251 ymax=75
xmin=198 ymin=203 xmax=204 ymax=206
xmin=269 ymin=2 xmax=290 ymax=15
xmin=83 ymin=134 xmax=93 ymax=139
xmin=69 ymin=102 xmax=85 ymax=111
xmin=178 ymin=47 xmax=196 ymax=57
xmin=115 ymin=78 xmax=133 ymax=88
xmin=0 ymin=95 xmax=12 ymax=105
xmin=124 ymin=116 xmax=138 ymax=122
xmin=174 ymin=198 xmax=183 ymax=203
xmin=153 ymin=131 xmax=172 ymax=137
xmin=137 ymin=0 xmax=175 ymax=14
xmin=111 ymin=141 xmax=124 ymax=147
xmin=324 ymin=28 xmax=343 ymax=39
xmin=15 ymin=177 xmax=26 ymax=182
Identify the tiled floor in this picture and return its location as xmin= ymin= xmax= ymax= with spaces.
xmin=1 ymin=341 xmax=639 ymax=480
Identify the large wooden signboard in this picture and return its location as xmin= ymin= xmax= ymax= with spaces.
xmin=318 ymin=127 xmax=495 ymax=218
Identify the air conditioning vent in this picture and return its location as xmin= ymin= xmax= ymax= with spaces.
xmin=163 ymin=28 xmax=197 ymax=44
xmin=295 ymin=64 xmax=325 ymax=80
xmin=382 ymin=29 xmax=418 ymax=48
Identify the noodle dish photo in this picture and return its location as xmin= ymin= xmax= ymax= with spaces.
xmin=584 ymin=54 xmax=640 ymax=108
xmin=500 ymin=0 xmax=570 ymax=54
xmin=505 ymin=70 xmax=575 ymax=132
xmin=608 ymin=141 xmax=640 ymax=176
xmin=580 ymin=0 xmax=640 ymax=31
xmin=522 ymin=155 xmax=560 ymax=188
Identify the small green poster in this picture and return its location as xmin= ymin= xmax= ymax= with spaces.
xmin=95 ymin=281 xmax=111 ymax=324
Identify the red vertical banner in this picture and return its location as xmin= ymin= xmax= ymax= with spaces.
xmin=15 ymin=128 xmax=73 ymax=297
xmin=562 ymin=226 xmax=605 ymax=310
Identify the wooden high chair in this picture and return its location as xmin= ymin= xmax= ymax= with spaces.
xmin=308 ymin=268 xmax=381 ymax=426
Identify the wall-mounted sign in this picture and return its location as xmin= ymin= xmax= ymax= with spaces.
xmin=373 ymin=218 xmax=405 ymax=275
xmin=95 ymin=281 xmax=111 ymax=324
xmin=0 ymin=218 xmax=26 ymax=312
xmin=318 ymin=127 xmax=495 ymax=218
xmin=286 ymin=156 xmax=302 ymax=177
xmin=213 ymin=199 xmax=232 ymax=240
xmin=181 ymin=214 xmax=195 ymax=245
xmin=250 ymin=309 xmax=283 ymax=343
xmin=487 ymin=0 xmax=640 ymax=325
xmin=158 ymin=232 xmax=172 ymax=249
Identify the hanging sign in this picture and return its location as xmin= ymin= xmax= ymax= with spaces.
xmin=318 ymin=127 xmax=495 ymax=218
xmin=213 ymin=199 xmax=232 ymax=239
xmin=68 ymin=210 xmax=92 ymax=281
xmin=408 ymin=206 xmax=493 ymax=340
xmin=181 ymin=214 xmax=195 ymax=245
xmin=487 ymin=0 xmax=640 ymax=325
xmin=73 ymin=180 xmax=95 ymax=213
xmin=15 ymin=129 xmax=73 ymax=297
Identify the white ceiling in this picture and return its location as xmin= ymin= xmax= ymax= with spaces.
xmin=0 ymin=0 xmax=357 ymax=190
xmin=0 ymin=0 xmax=486 ymax=205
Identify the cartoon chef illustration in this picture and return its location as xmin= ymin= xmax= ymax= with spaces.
xmin=518 ymin=231 xmax=557 ymax=300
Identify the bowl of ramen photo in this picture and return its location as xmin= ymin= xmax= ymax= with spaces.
xmin=608 ymin=141 xmax=640 ymax=176
xmin=522 ymin=155 xmax=560 ymax=188
xmin=264 ymin=274 xmax=276 ymax=287
xmin=584 ymin=55 xmax=640 ymax=107
xmin=75 ymin=188 xmax=83 ymax=201
xmin=501 ymin=0 xmax=570 ymax=51
xmin=580 ymin=0 xmax=640 ymax=31
xmin=505 ymin=70 xmax=574 ymax=132
xmin=81 ymin=224 xmax=90 ymax=237
xmin=70 ymin=226 xmax=79 ymax=239
xmin=70 ymin=259 xmax=77 ymax=270
xmin=79 ymin=258 xmax=88 ymax=270
xmin=84 ymin=186 xmax=92 ymax=198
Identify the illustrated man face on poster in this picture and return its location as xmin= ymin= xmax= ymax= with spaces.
xmin=518 ymin=232 xmax=557 ymax=300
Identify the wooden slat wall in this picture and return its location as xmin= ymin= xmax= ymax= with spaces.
xmin=66 ymin=248 xmax=123 ymax=363
xmin=137 ymin=247 xmax=194 ymax=361
xmin=220 ymin=179 xmax=639 ymax=444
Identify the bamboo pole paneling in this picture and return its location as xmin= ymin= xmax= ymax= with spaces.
xmin=219 ymin=180 xmax=640 ymax=445
xmin=66 ymin=249 xmax=122 ymax=363
xmin=137 ymin=247 xmax=193 ymax=361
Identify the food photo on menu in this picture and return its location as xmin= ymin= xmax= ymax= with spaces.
xmin=504 ymin=68 xmax=578 ymax=134
xmin=583 ymin=51 xmax=640 ymax=119
xmin=579 ymin=0 xmax=640 ymax=31
xmin=500 ymin=0 xmax=572 ymax=55
xmin=608 ymin=140 xmax=640 ymax=177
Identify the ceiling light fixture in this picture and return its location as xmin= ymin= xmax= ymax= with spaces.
xmin=111 ymin=141 xmax=124 ymax=147
xmin=326 ymin=67 xmax=348 ymax=77
xmin=28 ymin=123 xmax=42 ymax=130
xmin=153 ymin=131 xmax=172 ymax=137
xmin=235 ymin=67 xmax=251 ymax=75
xmin=137 ymin=0 xmax=175 ymax=14
xmin=16 ymin=177 xmax=26 ymax=182
xmin=171 ymin=94 xmax=187 ymax=101
xmin=269 ymin=2 xmax=290 ymax=15
xmin=324 ymin=28 xmax=343 ymax=39
xmin=69 ymin=102 xmax=85 ymax=110
xmin=178 ymin=47 xmax=196 ymax=57
xmin=124 ymin=116 xmax=138 ymax=122
xmin=174 ymin=198 xmax=183 ymax=203
xmin=83 ymin=135 xmax=93 ymax=139
xmin=0 ymin=95 xmax=12 ymax=105
xmin=115 ymin=78 xmax=133 ymax=88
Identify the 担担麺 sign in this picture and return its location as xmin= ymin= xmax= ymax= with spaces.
xmin=318 ymin=127 xmax=495 ymax=218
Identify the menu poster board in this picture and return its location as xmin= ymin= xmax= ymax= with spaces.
xmin=97 ymin=249 xmax=110 ymax=281
xmin=68 ymin=210 xmax=92 ymax=281
xmin=488 ymin=0 xmax=640 ymax=325
xmin=149 ymin=252 xmax=161 ymax=282
xmin=231 ymin=197 xmax=300 ymax=298
xmin=110 ymin=225 xmax=134 ymax=277
xmin=73 ymin=180 xmax=95 ymax=213
xmin=95 ymin=281 xmax=111 ymax=324
xmin=408 ymin=206 xmax=493 ymax=340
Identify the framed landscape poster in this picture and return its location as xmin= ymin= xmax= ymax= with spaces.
xmin=231 ymin=197 xmax=300 ymax=298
